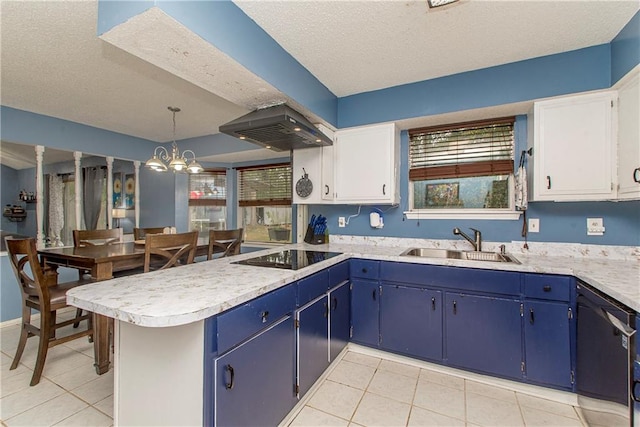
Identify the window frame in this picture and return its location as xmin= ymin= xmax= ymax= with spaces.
xmin=405 ymin=117 xmax=522 ymax=220
xmin=236 ymin=163 xmax=293 ymax=245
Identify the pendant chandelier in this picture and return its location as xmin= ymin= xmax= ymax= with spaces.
xmin=145 ymin=106 xmax=203 ymax=173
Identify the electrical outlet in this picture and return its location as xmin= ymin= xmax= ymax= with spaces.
xmin=587 ymin=218 xmax=605 ymax=236
xmin=528 ymin=218 xmax=540 ymax=233
xmin=338 ymin=217 xmax=346 ymax=228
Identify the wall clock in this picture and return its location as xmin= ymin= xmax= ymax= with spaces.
xmin=295 ymin=168 xmax=313 ymax=198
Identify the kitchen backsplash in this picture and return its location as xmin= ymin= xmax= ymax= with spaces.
xmin=329 ymin=235 xmax=640 ymax=262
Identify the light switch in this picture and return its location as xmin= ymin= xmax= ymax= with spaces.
xmin=528 ymin=218 xmax=540 ymax=233
xmin=587 ymin=218 xmax=605 ymax=236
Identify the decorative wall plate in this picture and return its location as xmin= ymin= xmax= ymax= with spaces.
xmin=295 ymin=168 xmax=313 ymax=198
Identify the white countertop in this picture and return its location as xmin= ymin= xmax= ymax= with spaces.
xmin=66 ymin=241 xmax=640 ymax=327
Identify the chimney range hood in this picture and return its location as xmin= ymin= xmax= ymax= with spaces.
xmin=219 ymin=105 xmax=332 ymax=152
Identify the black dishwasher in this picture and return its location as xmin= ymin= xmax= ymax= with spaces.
xmin=577 ymin=281 xmax=637 ymax=426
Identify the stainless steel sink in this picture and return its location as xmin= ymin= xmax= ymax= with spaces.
xmin=400 ymin=248 xmax=520 ymax=263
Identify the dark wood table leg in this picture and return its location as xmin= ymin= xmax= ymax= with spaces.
xmin=93 ymin=313 xmax=110 ymax=375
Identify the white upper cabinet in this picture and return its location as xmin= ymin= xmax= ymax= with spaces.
xmin=292 ymin=125 xmax=335 ymax=205
xmin=615 ymin=67 xmax=640 ymax=200
xmin=333 ymin=123 xmax=400 ymax=204
xmin=292 ymin=146 xmax=324 ymax=204
xmin=528 ymin=90 xmax=617 ymax=201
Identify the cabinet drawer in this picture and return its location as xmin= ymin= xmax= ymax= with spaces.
xmin=329 ymin=260 xmax=350 ymax=289
xmin=350 ymin=259 xmax=379 ymax=279
xmin=298 ymin=270 xmax=329 ymax=307
xmin=524 ymin=274 xmax=572 ymax=302
xmin=217 ymin=284 xmax=296 ymax=354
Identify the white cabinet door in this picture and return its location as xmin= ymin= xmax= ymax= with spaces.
xmin=616 ymin=69 xmax=640 ymax=200
xmin=529 ymin=91 xmax=616 ymax=201
xmin=321 ymin=145 xmax=335 ymax=201
xmin=292 ymin=147 xmax=323 ymax=204
xmin=334 ymin=123 xmax=399 ymax=204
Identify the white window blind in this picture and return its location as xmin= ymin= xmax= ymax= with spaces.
xmin=238 ymin=163 xmax=292 ymax=207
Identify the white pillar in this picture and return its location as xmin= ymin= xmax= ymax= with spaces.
xmin=107 ymin=157 xmax=114 ymax=229
xmin=74 ymin=151 xmax=82 ymax=229
xmin=134 ymin=161 xmax=140 ymax=228
xmin=35 ymin=146 xmax=45 ymax=249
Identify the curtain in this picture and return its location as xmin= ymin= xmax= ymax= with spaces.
xmin=83 ymin=167 xmax=106 ymax=230
xmin=48 ymin=174 xmax=65 ymax=246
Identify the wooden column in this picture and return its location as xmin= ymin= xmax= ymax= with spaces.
xmin=35 ymin=145 xmax=45 ymax=249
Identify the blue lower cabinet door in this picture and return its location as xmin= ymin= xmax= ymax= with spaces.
xmin=329 ymin=282 xmax=351 ymax=361
xmin=524 ymin=300 xmax=572 ymax=389
xmin=297 ymin=297 xmax=330 ymax=398
xmin=214 ymin=316 xmax=296 ymax=427
xmin=445 ymin=293 xmax=522 ymax=380
xmin=351 ymin=279 xmax=380 ymax=346
xmin=380 ymin=285 xmax=443 ymax=361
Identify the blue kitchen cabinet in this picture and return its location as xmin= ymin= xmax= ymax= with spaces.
xmin=380 ymin=284 xmax=443 ymax=361
xmin=523 ymin=300 xmax=573 ymax=389
xmin=296 ymin=296 xmax=330 ymax=398
xmin=329 ymin=281 xmax=350 ymax=362
xmin=523 ymin=274 xmax=575 ymax=390
xmin=633 ymin=316 xmax=640 ymax=422
xmin=213 ymin=316 xmax=296 ymax=427
xmin=445 ymin=292 xmax=522 ymax=380
xmin=350 ymin=279 xmax=380 ymax=347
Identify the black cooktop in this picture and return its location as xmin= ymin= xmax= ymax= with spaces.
xmin=232 ymin=249 xmax=342 ymax=270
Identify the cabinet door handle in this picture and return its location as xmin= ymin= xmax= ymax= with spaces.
xmin=325 ymin=184 xmax=330 ymax=195
xmin=362 ymin=267 xmax=368 ymax=274
xmin=225 ymin=364 xmax=235 ymax=390
xmin=372 ymin=290 xmax=376 ymax=301
xmin=382 ymin=184 xmax=386 ymax=195
xmin=431 ymin=297 xmax=436 ymax=311
xmin=332 ymin=297 xmax=338 ymax=311
xmin=633 ymin=167 xmax=640 ymax=184
xmin=546 ymin=175 xmax=552 ymax=189
xmin=260 ymin=311 xmax=269 ymax=323
xmin=632 ymin=380 xmax=640 ymax=402
xmin=543 ymin=285 xmax=552 ymax=292
xmin=323 ymin=301 xmax=329 ymax=318
xmin=529 ymin=308 xmax=535 ymax=324
xmin=453 ymin=300 xmax=457 ymax=315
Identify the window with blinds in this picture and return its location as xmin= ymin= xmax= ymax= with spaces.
xmin=238 ymin=163 xmax=292 ymax=207
xmin=409 ymin=117 xmax=515 ymax=210
xmin=188 ymin=170 xmax=228 ymax=235
xmin=188 ymin=170 xmax=227 ymax=206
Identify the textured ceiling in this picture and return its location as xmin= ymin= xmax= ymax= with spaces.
xmin=0 ymin=0 xmax=638 ymax=168
xmin=235 ymin=0 xmax=639 ymax=97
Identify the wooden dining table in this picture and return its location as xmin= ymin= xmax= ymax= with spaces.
xmin=38 ymin=237 xmax=211 ymax=375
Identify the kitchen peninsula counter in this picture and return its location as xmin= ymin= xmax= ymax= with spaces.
xmin=67 ymin=241 xmax=640 ymax=322
xmin=65 ymin=241 xmax=639 ymax=426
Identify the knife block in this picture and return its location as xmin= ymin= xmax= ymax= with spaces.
xmin=303 ymin=225 xmax=326 ymax=245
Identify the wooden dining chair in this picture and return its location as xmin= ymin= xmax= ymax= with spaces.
xmin=207 ymin=228 xmax=243 ymax=260
xmin=144 ymin=231 xmax=198 ymax=272
xmin=133 ymin=227 xmax=167 ymax=241
xmin=73 ymin=228 xmax=123 ymax=247
xmin=5 ymin=237 xmax=93 ymax=386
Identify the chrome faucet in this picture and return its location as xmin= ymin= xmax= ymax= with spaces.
xmin=453 ymin=227 xmax=482 ymax=251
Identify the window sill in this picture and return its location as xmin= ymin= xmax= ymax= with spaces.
xmin=404 ymin=210 xmax=523 ymax=220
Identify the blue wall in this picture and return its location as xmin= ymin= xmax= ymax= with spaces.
xmin=1 ymin=164 xmax=19 ymax=233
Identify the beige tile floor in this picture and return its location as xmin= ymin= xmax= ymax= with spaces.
xmin=285 ymin=351 xmax=589 ymax=427
xmin=1 ymin=311 xmax=589 ymax=427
